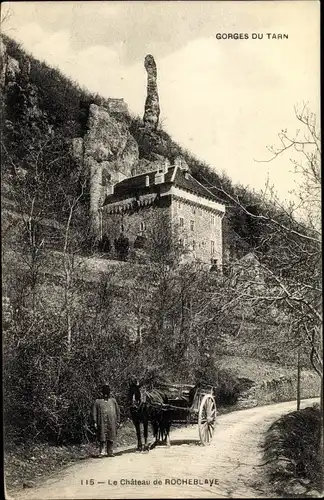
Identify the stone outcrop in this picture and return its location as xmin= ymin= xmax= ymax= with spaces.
xmin=138 ymin=54 xmax=173 ymax=168
xmin=143 ymin=54 xmax=160 ymax=131
xmin=1 ymin=39 xmax=50 ymax=141
xmin=0 ymin=38 xmax=8 ymax=87
xmin=0 ymin=39 xmax=21 ymax=87
xmin=71 ymin=137 xmax=84 ymax=165
xmin=137 ymin=128 xmax=168 ymax=161
xmin=72 ymin=103 xmax=139 ymax=232
xmin=107 ymin=98 xmax=128 ymax=114
xmin=133 ymin=155 xmax=170 ymax=176
xmin=6 ymin=57 xmax=20 ymax=81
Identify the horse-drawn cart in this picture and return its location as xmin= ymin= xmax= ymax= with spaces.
xmin=152 ymin=382 xmax=217 ymax=446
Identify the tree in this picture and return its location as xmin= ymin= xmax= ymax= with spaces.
xmin=199 ymin=105 xmax=321 ymax=375
xmin=197 ymin=104 xmax=322 ymax=454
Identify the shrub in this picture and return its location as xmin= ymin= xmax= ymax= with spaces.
xmin=194 ymin=358 xmax=253 ymax=407
xmin=114 ymin=234 xmax=130 ymax=261
xmin=213 ymin=369 xmax=247 ymax=406
xmin=264 ymin=406 xmax=323 ymax=490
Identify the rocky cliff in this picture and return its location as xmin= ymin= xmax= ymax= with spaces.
xmin=1 ymin=34 xmax=268 ymax=258
xmin=143 ymin=54 xmax=160 ymax=131
xmin=1 ymin=37 xmax=20 ymax=86
xmin=72 ymin=104 xmax=139 ymax=231
xmin=1 ymin=36 xmax=176 ymax=234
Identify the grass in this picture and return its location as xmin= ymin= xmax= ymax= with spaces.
xmin=216 ymin=355 xmax=295 ymax=381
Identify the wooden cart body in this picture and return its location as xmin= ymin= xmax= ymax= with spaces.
xmin=152 ymin=382 xmax=217 ymax=445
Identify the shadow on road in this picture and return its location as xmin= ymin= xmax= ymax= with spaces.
xmin=115 ymin=447 xmax=139 ymax=456
xmin=151 ymin=439 xmax=201 ymax=448
xmin=82 ymin=439 xmax=200 ymax=460
xmin=79 ymin=446 xmax=138 ymax=460
xmin=170 ymin=439 xmax=201 ymax=447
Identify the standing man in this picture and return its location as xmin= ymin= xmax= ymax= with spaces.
xmin=92 ymin=383 xmax=120 ymax=457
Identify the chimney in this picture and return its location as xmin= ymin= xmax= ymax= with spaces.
xmin=154 ymin=169 xmax=165 ymax=185
xmin=145 ymin=175 xmax=150 ymax=187
xmin=106 ymin=184 xmax=114 ymax=195
xmin=174 ymin=155 xmax=189 ymax=171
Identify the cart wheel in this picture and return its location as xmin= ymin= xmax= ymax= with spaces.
xmin=198 ymin=394 xmax=216 ymax=446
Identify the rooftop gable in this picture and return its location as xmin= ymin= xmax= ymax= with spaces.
xmin=173 ymin=167 xmax=219 ymax=202
xmin=103 ymin=164 xmax=223 ymax=206
xmin=113 ymin=166 xmax=176 ymax=196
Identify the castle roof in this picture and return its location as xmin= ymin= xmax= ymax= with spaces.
xmin=103 ymin=164 xmax=221 ymax=206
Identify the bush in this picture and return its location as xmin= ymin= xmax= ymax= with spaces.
xmin=264 ymin=406 xmax=323 ymax=491
xmin=114 ymin=234 xmax=130 ymax=261
xmin=194 ymin=358 xmax=253 ymax=407
xmin=214 ymin=369 xmax=251 ymax=406
xmin=4 ymin=325 xmax=139 ymax=445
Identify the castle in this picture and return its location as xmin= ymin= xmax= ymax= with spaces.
xmin=101 ymin=158 xmax=225 ymax=266
xmin=95 ymin=54 xmax=226 ymax=266
xmin=1 ymin=37 xmax=225 ymax=266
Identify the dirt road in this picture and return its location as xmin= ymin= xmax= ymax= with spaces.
xmin=9 ymin=398 xmax=318 ymax=500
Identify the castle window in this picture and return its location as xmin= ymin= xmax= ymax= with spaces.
xmin=179 ymin=217 xmax=184 ymax=227
xmin=140 ymin=221 xmax=146 ymax=232
xmin=192 ymin=207 xmax=196 ymax=214
xmin=211 ymin=215 xmax=215 ymax=225
xmin=190 ymin=220 xmax=195 ymax=231
xmin=192 ymin=240 xmax=196 ymax=250
xmin=179 ymin=238 xmax=184 ymax=248
xmin=211 ymin=240 xmax=215 ymax=255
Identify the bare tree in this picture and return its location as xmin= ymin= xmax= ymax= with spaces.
xmin=198 ymin=105 xmax=321 ymax=376
xmin=195 ymin=105 xmax=322 ymax=456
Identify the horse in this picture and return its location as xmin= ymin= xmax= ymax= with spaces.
xmin=128 ymin=379 xmax=170 ymax=451
xmin=148 ymin=390 xmax=172 ymax=447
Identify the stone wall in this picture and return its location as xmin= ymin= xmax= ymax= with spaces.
xmin=101 ymin=193 xmax=223 ymax=265
xmin=236 ymin=371 xmax=321 ymax=409
xmin=172 ymin=197 xmax=223 ymax=266
xmin=101 ymin=203 xmax=172 ymax=260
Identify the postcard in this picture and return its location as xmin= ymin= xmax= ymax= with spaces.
xmin=1 ymin=1 xmax=322 ymax=499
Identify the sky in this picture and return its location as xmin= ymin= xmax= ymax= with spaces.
xmin=1 ymin=1 xmax=320 ymax=202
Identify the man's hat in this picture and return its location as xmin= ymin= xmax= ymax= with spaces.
xmin=102 ymin=383 xmax=110 ymax=395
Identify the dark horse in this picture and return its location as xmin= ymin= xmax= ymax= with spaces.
xmin=128 ymin=378 xmax=171 ymax=451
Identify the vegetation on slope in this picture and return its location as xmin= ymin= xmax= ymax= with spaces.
xmin=2 ymin=34 xmax=322 ymax=490
xmin=2 ymin=34 xmax=104 ymax=139
xmin=263 ymin=405 xmax=323 ymax=496
xmin=1 ymin=34 xmax=289 ymax=259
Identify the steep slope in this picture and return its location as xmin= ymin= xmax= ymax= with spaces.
xmin=1 ymin=34 xmax=292 ymax=260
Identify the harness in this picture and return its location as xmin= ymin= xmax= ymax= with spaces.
xmin=129 ymin=384 xmax=166 ymax=414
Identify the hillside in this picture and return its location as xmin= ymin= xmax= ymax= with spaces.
xmin=1 ymin=34 xmax=286 ymax=260
xmin=2 ymin=34 xmax=321 ymax=454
